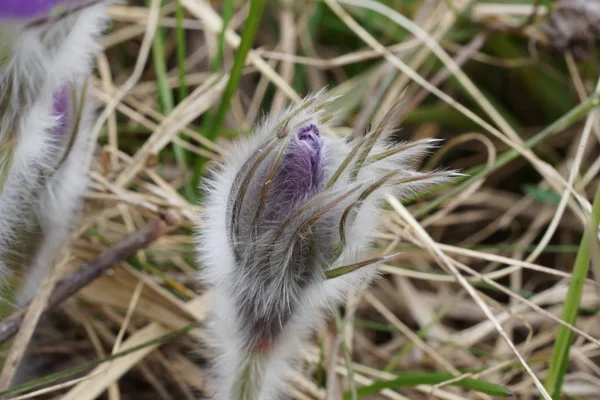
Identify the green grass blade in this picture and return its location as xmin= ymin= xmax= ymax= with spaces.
xmin=343 ymin=372 xmax=513 ymax=399
xmin=522 ymin=184 xmax=561 ymax=205
xmin=0 ymin=150 xmax=12 ymax=195
xmin=544 ymin=182 xmax=600 ymax=398
xmin=0 ymin=322 xmax=199 ymax=397
xmin=211 ymin=0 xmax=234 ymax=73
xmin=191 ymin=0 xmax=267 ymax=194
xmin=175 ymin=0 xmax=189 ymax=102
xmin=148 ymin=0 xmax=194 ymax=200
xmin=150 ymin=9 xmax=174 ymax=115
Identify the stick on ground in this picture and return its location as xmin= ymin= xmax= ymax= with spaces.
xmin=0 ymin=216 xmax=173 ymax=345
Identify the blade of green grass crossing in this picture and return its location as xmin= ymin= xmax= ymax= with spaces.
xmin=544 ymin=182 xmax=600 ymax=398
xmin=191 ymin=0 xmax=267 ymax=198
xmin=148 ymin=0 xmax=194 ymax=200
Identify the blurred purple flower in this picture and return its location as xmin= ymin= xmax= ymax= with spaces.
xmin=0 ymin=0 xmax=97 ymax=19
xmin=0 ymin=0 xmax=110 ymax=312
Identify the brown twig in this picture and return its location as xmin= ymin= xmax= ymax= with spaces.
xmin=0 ymin=216 xmax=173 ymax=345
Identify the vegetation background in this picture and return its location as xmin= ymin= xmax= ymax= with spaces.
xmin=1 ymin=0 xmax=600 ymax=399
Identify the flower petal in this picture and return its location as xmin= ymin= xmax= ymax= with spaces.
xmin=272 ymin=124 xmax=323 ymax=205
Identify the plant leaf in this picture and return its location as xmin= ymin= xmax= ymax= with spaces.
xmin=343 ymin=372 xmax=513 ymax=399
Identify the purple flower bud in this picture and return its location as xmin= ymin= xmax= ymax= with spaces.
xmin=198 ymin=92 xmax=456 ymax=399
xmin=0 ymin=0 xmax=98 ymax=20
xmin=223 ymin=122 xmax=328 ymax=350
xmin=267 ymin=124 xmax=323 ymax=215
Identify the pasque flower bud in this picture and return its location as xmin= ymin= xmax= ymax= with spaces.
xmin=198 ymin=91 xmax=456 ymax=399
xmin=0 ymin=0 xmax=110 ymax=304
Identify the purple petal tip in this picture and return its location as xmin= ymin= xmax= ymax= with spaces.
xmin=267 ymin=124 xmax=324 ymax=210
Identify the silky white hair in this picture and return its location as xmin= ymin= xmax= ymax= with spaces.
xmin=197 ymin=91 xmax=455 ymax=399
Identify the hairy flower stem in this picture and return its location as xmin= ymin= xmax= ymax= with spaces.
xmin=232 ymin=352 xmax=269 ymax=400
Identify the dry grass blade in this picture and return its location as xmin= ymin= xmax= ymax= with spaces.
xmin=87 ymin=0 xmax=162 ymax=164
xmin=0 ymin=254 xmax=70 ymax=390
xmin=326 ymin=0 xmax=593 ymax=220
xmin=10 ymin=371 xmax=104 ymax=400
xmin=180 ymin=0 xmax=301 ymax=102
xmin=364 ymin=292 xmax=459 ymax=375
xmin=0 ymin=217 xmax=171 ymax=345
xmin=386 ymin=194 xmax=552 ymax=400
xmin=61 ymin=295 xmax=210 ymax=400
